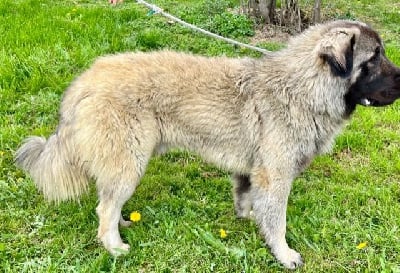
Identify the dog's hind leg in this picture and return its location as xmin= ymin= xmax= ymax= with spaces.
xmin=250 ymin=168 xmax=303 ymax=269
xmin=88 ymin=111 xmax=158 ymax=255
xmin=94 ymin=131 xmax=156 ymax=255
xmin=95 ymin=167 xmax=142 ymax=255
xmin=232 ymin=173 xmax=253 ymax=219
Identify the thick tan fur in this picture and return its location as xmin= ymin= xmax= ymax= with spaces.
xmin=15 ymin=20 xmax=400 ymax=269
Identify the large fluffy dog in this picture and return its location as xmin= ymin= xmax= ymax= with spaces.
xmin=16 ymin=20 xmax=400 ymax=269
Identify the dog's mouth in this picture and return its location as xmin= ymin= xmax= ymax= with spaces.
xmin=359 ymin=97 xmax=381 ymax=106
xmin=359 ymin=90 xmax=400 ymax=107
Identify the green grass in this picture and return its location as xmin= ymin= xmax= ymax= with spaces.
xmin=325 ymin=0 xmax=400 ymax=47
xmin=1 ymin=0 xmax=400 ymax=272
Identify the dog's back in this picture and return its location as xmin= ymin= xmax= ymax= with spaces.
xmin=60 ymin=51 xmax=258 ymax=172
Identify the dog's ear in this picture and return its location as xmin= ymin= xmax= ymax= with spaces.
xmin=318 ymin=28 xmax=359 ymax=78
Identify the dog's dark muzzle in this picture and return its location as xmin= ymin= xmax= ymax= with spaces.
xmin=358 ymin=68 xmax=400 ymax=107
xmin=359 ymin=89 xmax=400 ymax=106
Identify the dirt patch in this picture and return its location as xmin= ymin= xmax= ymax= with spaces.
xmin=248 ymin=8 xmax=318 ymax=45
xmin=250 ymin=24 xmax=292 ymax=45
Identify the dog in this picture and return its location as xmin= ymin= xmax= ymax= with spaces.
xmin=15 ymin=20 xmax=400 ymax=269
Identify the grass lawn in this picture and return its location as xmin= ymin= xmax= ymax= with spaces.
xmin=1 ymin=0 xmax=400 ymax=272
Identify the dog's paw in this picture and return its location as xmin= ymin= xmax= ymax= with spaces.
xmin=109 ymin=243 xmax=130 ymax=256
xmin=99 ymin=228 xmax=130 ymax=256
xmin=236 ymin=209 xmax=255 ymax=220
xmin=274 ymin=247 xmax=303 ymax=270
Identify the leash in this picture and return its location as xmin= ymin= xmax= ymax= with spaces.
xmin=136 ymin=0 xmax=270 ymax=54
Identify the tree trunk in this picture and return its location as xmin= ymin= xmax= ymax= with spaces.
xmin=242 ymin=0 xmax=275 ymax=23
xmin=280 ymin=0 xmax=301 ymax=32
xmin=258 ymin=0 xmax=275 ymax=23
xmin=313 ymin=0 xmax=321 ymax=24
xmin=242 ymin=0 xmax=315 ymax=32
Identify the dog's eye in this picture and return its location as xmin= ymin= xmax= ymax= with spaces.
xmin=361 ymin=63 xmax=369 ymax=76
xmin=369 ymin=46 xmax=381 ymax=62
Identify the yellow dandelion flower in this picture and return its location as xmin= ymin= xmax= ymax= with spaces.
xmin=356 ymin=241 xmax=367 ymax=250
xmin=130 ymin=211 xmax=141 ymax=222
xmin=219 ymin=228 xmax=227 ymax=239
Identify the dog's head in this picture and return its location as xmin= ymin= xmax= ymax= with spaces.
xmin=317 ymin=21 xmax=400 ymax=114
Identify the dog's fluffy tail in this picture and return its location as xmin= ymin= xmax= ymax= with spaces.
xmin=15 ymin=134 xmax=89 ymax=202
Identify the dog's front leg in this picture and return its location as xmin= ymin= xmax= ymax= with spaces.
xmin=250 ymin=168 xmax=303 ymax=269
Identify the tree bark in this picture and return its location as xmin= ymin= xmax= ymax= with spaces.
xmin=313 ymin=0 xmax=321 ymax=24
xmin=242 ymin=0 xmax=318 ymax=32
xmin=258 ymin=0 xmax=275 ymax=23
xmin=280 ymin=0 xmax=301 ymax=32
xmin=243 ymin=0 xmax=275 ymax=23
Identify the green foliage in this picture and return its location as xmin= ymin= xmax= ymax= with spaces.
xmin=206 ymin=12 xmax=255 ymax=38
xmin=173 ymin=0 xmax=254 ymax=38
xmin=201 ymin=0 xmax=235 ymax=15
xmin=333 ymin=10 xmax=357 ymax=20
xmin=1 ymin=0 xmax=400 ymax=272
